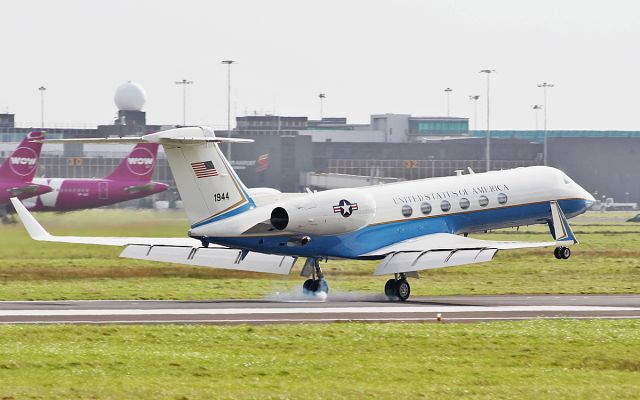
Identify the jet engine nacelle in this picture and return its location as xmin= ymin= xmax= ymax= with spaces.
xmin=270 ymin=189 xmax=376 ymax=236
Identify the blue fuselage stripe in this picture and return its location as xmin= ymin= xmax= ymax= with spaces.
xmin=206 ymin=199 xmax=589 ymax=259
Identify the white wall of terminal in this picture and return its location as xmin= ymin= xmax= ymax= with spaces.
xmin=300 ymin=114 xmax=410 ymax=143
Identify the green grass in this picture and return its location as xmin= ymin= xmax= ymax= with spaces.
xmin=1 ymin=209 xmax=639 ymax=300
xmin=0 ymin=320 xmax=638 ymax=399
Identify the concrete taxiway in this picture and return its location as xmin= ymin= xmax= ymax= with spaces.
xmin=1 ymin=294 xmax=639 ymax=325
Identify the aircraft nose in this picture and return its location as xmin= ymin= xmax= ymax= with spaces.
xmin=582 ymin=189 xmax=596 ymax=209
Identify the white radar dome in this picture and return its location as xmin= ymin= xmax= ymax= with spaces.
xmin=114 ymin=81 xmax=147 ymax=111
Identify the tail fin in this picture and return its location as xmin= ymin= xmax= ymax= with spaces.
xmin=33 ymin=126 xmax=255 ymax=228
xmin=105 ymin=143 xmax=159 ymax=182
xmin=158 ymin=127 xmax=255 ymax=227
xmin=0 ymin=131 xmax=44 ymax=182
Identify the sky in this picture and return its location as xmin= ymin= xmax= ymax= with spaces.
xmin=1 ymin=0 xmax=639 ymax=131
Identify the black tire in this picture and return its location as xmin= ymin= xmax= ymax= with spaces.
xmin=384 ymin=279 xmax=396 ymax=297
xmin=560 ymin=247 xmax=571 ymax=259
xmin=554 ymin=247 xmax=562 ymax=259
xmin=303 ymin=279 xmax=314 ymax=293
xmin=396 ymin=279 xmax=411 ymax=301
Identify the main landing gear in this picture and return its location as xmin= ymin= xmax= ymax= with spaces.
xmin=554 ymin=246 xmax=571 ymax=260
xmin=385 ymin=273 xmax=411 ymax=301
xmin=302 ymin=258 xmax=329 ymax=296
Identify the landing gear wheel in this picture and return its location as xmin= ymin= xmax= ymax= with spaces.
xmin=302 ymin=279 xmax=329 ymax=295
xmin=396 ymin=279 xmax=411 ymax=301
xmin=554 ymin=247 xmax=562 ymax=259
xmin=384 ymin=279 xmax=396 ymax=297
xmin=560 ymin=246 xmax=571 ymax=259
xmin=303 ymin=279 xmax=314 ymax=293
xmin=302 ymin=258 xmax=330 ymax=296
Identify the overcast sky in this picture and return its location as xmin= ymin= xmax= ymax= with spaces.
xmin=1 ymin=0 xmax=639 ymax=130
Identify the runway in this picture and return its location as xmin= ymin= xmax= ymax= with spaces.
xmin=1 ymin=294 xmax=639 ymax=325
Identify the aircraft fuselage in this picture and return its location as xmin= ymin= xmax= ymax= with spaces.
xmin=200 ymin=166 xmax=595 ymax=259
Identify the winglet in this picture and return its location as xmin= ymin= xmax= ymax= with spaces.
xmin=549 ymin=200 xmax=578 ymax=244
xmin=9 ymin=198 xmax=51 ymax=240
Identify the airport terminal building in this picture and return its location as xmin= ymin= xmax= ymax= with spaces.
xmin=2 ymin=109 xmax=640 ymax=204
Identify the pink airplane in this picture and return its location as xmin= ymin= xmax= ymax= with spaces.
xmin=0 ymin=132 xmax=52 ymax=222
xmin=24 ymin=143 xmax=168 ymax=211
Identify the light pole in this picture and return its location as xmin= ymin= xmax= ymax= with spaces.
xmin=221 ymin=60 xmax=236 ymax=161
xmin=480 ymin=69 xmax=495 ymax=172
xmin=318 ymin=93 xmax=326 ymax=120
xmin=469 ymin=95 xmax=480 ymax=130
xmin=444 ymin=88 xmax=452 ymax=117
xmin=532 ymin=105 xmax=543 ymax=131
xmin=537 ymin=82 xmax=554 ymax=166
xmin=38 ymin=86 xmax=46 ymax=128
xmin=174 ymin=79 xmax=193 ymax=126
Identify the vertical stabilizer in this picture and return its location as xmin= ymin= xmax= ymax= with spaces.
xmin=105 ymin=143 xmax=159 ymax=182
xmin=0 ymin=131 xmax=44 ymax=182
xmin=157 ymin=127 xmax=255 ymax=227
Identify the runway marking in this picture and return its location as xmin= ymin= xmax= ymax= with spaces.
xmin=2 ymin=316 xmax=640 ymax=325
xmin=1 ymin=305 xmax=639 ymax=317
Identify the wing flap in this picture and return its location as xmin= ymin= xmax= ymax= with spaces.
xmin=374 ymin=248 xmax=499 ymax=275
xmin=121 ymin=245 xmax=297 ymax=275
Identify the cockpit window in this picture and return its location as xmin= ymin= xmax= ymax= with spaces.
xmin=562 ymin=173 xmax=574 ymax=185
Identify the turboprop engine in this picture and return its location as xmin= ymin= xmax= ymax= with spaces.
xmin=269 ymin=188 xmax=376 ymax=236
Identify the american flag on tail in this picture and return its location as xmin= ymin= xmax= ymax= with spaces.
xmin=191 ymin=161 xmax=218 ymax=178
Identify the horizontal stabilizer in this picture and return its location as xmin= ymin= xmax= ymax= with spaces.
xmin=10 ymin=197 xmax=201 ymax=247
xmin=121 ymin=245 xmax=297 ymax=275
xmin=40 ymin=136 xmax=253 ymax=145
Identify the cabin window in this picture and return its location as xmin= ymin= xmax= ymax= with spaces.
xmin=440 ymin=200 xmax=451 ymax=212
xmin=401 ymin=205 xmax=413 ymax=217
xmin=420 ymin=202 xmax=432 ymax=215
xmin=479 ymin=195 xmax=489 ymax=207
xmin=459 ymin=198 xmax=470 ymax=210
xmin=497 ymin=193 xmax=508 ymax=205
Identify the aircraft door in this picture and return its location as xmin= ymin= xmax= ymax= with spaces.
xmin=99 ymin=181 xmax=109 ymax=200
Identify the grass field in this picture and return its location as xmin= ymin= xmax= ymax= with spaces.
xmin=1 ymin=209 xmax=639 ymax=300
xmin=0 ymin=320 xmax=638 ymax=399
xmin=1 ymin=210 xmax=639 ymax=400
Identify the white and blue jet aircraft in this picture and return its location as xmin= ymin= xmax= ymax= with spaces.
xmin=11 ymin=126 xmax=595 ymax=301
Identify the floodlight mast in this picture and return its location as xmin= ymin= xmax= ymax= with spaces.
xmin=444 ymin=88 xmax=453 ymax=117
xmin=537 ymin=82 xmax=554 ymax=166
xmin=318 ymin=93 xmax=326 ymax=120
xmin=38 ymin=86 xmax=46 ymax=128
xmin=532 ymin=104 xmax=543 ymax=131
xmin=480 ymin=69 xmax=495 ymax=172
xmin=221 ymin=60 xmax=236 ymax=161
xmin=469 ymin=95 xmax=480 ymax=131
xmin=175 ymin=79 xmax=194 ymax=126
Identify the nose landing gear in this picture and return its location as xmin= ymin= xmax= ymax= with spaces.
xmin=384 ymin=273 xmax=411 ymax=301
xmin=554 ymin=246 xmax=571 ymax=259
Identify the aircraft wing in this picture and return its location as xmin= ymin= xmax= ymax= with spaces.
xmin=366 ymin=200 xmax=577 ymax=275
xmin=10 ymin=198 xmax=297 ymax=275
